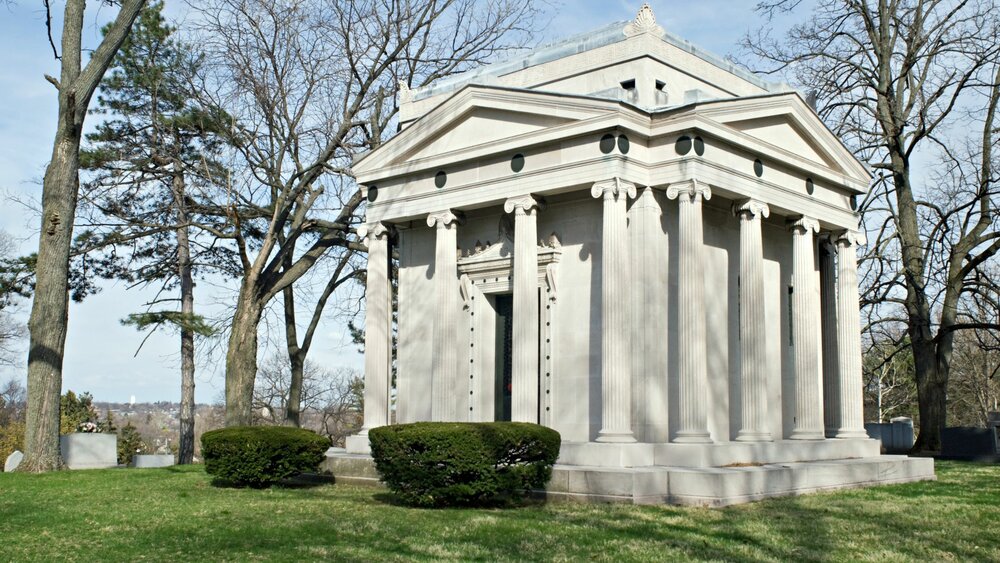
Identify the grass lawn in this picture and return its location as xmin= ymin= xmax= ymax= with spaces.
xmin=0 ymin=461 xmax=997 ymax=562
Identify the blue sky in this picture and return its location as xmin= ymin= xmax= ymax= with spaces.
xmin=0 ymin=1 xmax=805 ymax=402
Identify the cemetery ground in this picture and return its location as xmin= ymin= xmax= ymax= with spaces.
xmin=0 ymin=461 xmax=996 ymax=561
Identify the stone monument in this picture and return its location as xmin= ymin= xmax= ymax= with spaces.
xmin=328 ymin=3 xmax=936 ymax=505
xmin=4 ymin=450 xmax=23 ymax=473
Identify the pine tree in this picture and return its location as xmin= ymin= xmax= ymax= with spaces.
xmin=79 ymin=2 xmax=233 ymax=464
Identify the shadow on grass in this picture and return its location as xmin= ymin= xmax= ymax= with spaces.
xmin=370 ymin=490 xmax=548 ymax=510
xmin=208 ymin=472 xmax=333 ymax=490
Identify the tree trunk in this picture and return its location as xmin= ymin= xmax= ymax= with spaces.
xmin=172 ymin=163 xmax=196 ymax=464
xmin=287 ymin=350 xmax=304 ymax=427
xmin=224 ymin=283 xmax=264 ymax=426
xmin=19 ymin=0 xmax=145 ymax=472
xmin=20 ymin=0 xmax=88 ymax=473
xmin=282 ymin=251 xmax=303 ymax=427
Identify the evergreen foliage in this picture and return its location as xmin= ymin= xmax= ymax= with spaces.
xmin=201 ymin=426 xmax=330 ymax=487
xmin=369 ymin=422 xmax=561 ymax=507
xmin=118 ymin=422 xmax=148 ymax=465
xmin=59 ymin=391 xmax=99 ymax=435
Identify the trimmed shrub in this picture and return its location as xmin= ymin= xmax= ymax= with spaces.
xmin=201 ymin=426 xmax=330 ymax=487
xmin=369 ymin=422 xmax=561 ymax=507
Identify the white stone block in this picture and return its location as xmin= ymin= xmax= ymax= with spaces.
xmin=131 ymin=454 xmax=175 ymax=468
xmin=60 ymin=434 xmax=117 ymax=470
xmin=4 ymin=450 xmax=23 ymax=472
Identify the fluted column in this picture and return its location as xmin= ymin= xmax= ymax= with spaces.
xmin=733 ymin=199 xmax=772 ymax=442
xmin=427 ymin=210 xmax=462 ymax=422
xmin=359 ymin=222 xmax=393 ymax=433
xmin=834 ymin=230 xmax=868 ymax=438
xmin=789 ymin=217 xmax=824 ymax=439
xmin=666 ymin=179 xmax=712 ymax=443
xmin=505 ymin=195 xmax=541 ymax=423
xmin=592 ymin=178 xmax=636 ymax=443
xmin=819 ymin=237 xmax=841 ymax=437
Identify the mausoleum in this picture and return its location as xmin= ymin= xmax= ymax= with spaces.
xmin=329 ymin=4 xmax=936 ymax=505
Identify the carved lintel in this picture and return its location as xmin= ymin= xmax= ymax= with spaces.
xmin=357 ymin=221 xmax=391 ymax=241
xmin=591 ymin=177 xmax=637 ymax=200
xmin=788 ymin=216 xmax=820 ymax=234
xmin=834 ymin=229 xmax=867 ymax=247
xmin=426 ymin=209 xmax=463 ymax=229
xmin=732 ymin=198 xmax=770 ymax=220
xmin=623 ymin=2 xmax=664 ymax=37
xmin=503 ymin=194 xmax=544 ymax=215
xmin=665 ymin=178 xmax=711 ymax=202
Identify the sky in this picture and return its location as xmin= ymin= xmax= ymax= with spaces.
xmin=0 ymin=1 xmax=808 ymax=403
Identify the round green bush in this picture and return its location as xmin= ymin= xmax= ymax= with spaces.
xmin=201 ymin=426 xmax=330 ymax=488
xmin=369 ymin=422 xmax=561 ymax=507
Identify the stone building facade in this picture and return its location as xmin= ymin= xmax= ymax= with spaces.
xmin=332 ymin=4 xmax=935 ymax=505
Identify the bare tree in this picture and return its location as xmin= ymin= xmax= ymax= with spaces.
xmin=190 ymin=0 xmax=541 ymax=426
xmin=0 ymin=231 xmax=26 ymax=368
xmin=21 ymin=0 xmax=146 ymax=472
xmin=745 ymin=0 xmax=1000 ymax=453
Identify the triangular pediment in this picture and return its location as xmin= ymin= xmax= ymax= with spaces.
xmin=352 ymin=85 xmax=618 ymax=176
xmin=694 ymin=94 xmax=871 ymax=182
xmin=403 ymin=107 xmax=575 ymax=162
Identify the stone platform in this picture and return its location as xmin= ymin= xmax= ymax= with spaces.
xmin=322 ymin=447 xmax=935 ymax=507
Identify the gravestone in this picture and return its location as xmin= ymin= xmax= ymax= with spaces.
xmin=60 ymin=434 xmax=118 ymax=469
xmin=131 ymin=454 xmax=175 ymax=468
xmin=4 ymin=450 xmax=23 ymax=472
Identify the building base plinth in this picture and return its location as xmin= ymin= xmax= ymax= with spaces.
xmin=344 ymin=434 xmax=371 ymax=455
xmin=323 ymin=446 xmax=935 ymax=507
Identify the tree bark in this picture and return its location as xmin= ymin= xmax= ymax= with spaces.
xmin=282 ymin=269 xmax=303 ymax=427
xmin=21 ymin=0 xmax=145 ymax=473
xmin=225 ymin=282 xmax=264 ymax=426
xmin=172 ymin=162 xmax=196 ymax=464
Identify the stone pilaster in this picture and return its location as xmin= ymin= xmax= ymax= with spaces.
xmin=834 ymin=230 xmax=868 ymax=438
xmin=359 ymin=222 xmax=393 ymax=432
xmin=788 ymin=217 xmax=824 ymax=440
xmin=504 ymin=195 xmax=542 ymax=423
xmin=592 ymin=178 xmax=637 ymax=443
xmin=733 ymin=199 xmax=772 ymax=442
xmin=819 ymin=237 xmax=841 ymax=437
xmin=427 ymin=210 xmax=462 ymax=422
xmin=666 ymin=179 xmax=712 ymax=443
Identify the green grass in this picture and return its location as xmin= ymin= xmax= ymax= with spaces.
xmin=0 ymin=461 xmax=997 ymax=562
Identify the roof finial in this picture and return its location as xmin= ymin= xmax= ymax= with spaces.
xmin=398 ymin=80 xmax=413 ymax=104
xmin=624 ymin=3 xmax=664 ymax=37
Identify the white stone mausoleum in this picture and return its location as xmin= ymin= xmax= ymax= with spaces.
xmin=330 ymin=4 xmax=935 ymax=505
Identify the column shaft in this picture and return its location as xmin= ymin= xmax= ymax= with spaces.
xmin=592 ymin=179 xmax=636 ymax=443
xmin=505 ymin=195 xmax=541 ymax=423
xmin=428 ymin=211 xmax=461 ymax=422
xmin=734 ymin=199 xmax=772 ymax=442
xmin=667 ymin=180 xmax=712 ymax=443
xmin=789 ymin=217 xmax=824 ymax=439
xmin=835 ymin=230 xmax=868 ymax=438
xmin=361 ymin=223 xmax=392 ymax=431
xmin=820 ymin=238 xmax=841 ymax=437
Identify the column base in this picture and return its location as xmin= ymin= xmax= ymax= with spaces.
xmin=789 ymin=429 xmax=826 ymax=440
xmin=345 ymin=433 xmax=371 ymax=454
xmin=596 ymin=430 xmax=637 ymax=443
xmin=735 ymin=430 xmax=773 ymax=442
xmin=672 ymin=430 xmax=713 ymax=444
xmin=834 ymin=428 xmax=870 ymax=439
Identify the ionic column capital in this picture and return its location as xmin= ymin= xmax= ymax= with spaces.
xmin=666 ymin=179 xmax=711 ymax=202
xmin=591 ymin=177 xmax=637 ymax=200
xmin=504 ymin=194 xmax=544 ymax=216
xmin=834 ymin=229 xmax=866 ymax=247
xmin=426 ymin=209 xmax=463 ymax=229
xmin=788 ymin=216 xmax=820 ymax=234
xmin=358 ymin=221 xmax=392 ymax=241
xmin=733 ymin=198 xmax=770 ymax=220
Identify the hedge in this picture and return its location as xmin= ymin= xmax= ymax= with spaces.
xmin=369 ymin=422 xmax=561 ymax=507
xmin=201 ymin=426 xmax=330 ymax=487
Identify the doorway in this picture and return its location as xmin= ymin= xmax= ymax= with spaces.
xmin=494 ymin=293 xmax=513 ymax=421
